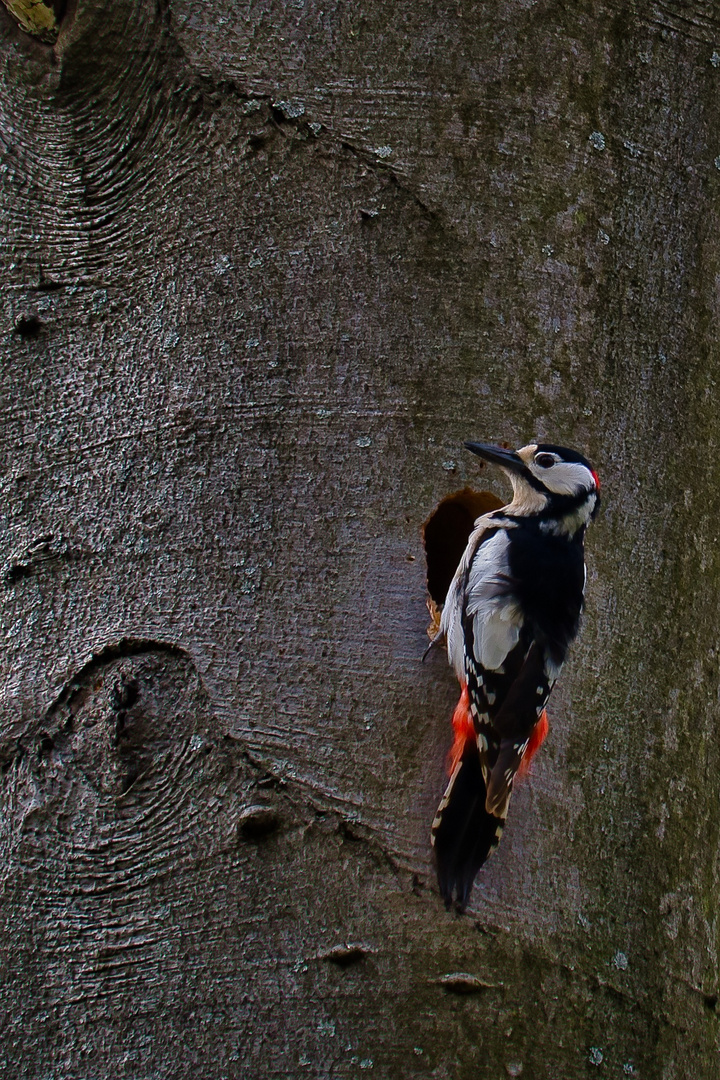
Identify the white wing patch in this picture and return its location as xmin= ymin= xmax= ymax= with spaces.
xmin=464 ymin=530 xmax=522 ymax=671
xmin=441 ymin=571 xmax=467 ymax=681
xmin=440 ymin=514 xmax=507 ymax=681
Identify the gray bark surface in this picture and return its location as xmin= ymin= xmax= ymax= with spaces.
xmin=1 ymin=0 xmax=719 ymax=1076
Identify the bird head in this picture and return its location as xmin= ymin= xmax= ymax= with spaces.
xmin=465 ymin=440 xmax=600 ymax=531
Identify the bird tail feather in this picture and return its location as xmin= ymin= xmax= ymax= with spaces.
xmin=431 ymin=687 xmax=505 ymax=911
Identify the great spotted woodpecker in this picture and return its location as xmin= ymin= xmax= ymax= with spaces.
xmin=430 ymin=441 xmax=600 ymax=910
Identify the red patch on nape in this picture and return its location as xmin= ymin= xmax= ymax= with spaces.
xmin=517 ymin=710 xmax=549 ymax=780
xmin=590 ymin=469 xmax=601 ymax=491
xmin=447 ymin=684 xmax=475 ymax=775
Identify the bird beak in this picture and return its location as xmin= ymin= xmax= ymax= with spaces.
xmin=464 ymin=442 xmax=525 ymax=474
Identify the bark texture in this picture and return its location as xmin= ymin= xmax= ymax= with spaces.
xmin=2 ymin=0 xmax=720 ymax=1076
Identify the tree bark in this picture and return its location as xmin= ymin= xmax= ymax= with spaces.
xmin=1 ymin=0 xmax=720 ymax=1076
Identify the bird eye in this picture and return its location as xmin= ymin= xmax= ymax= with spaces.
xmin=535 ymin=453 xmax=556 ymax=468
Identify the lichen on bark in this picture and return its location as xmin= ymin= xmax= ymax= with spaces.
xmin=1 ymin=0 xmax=58 ymax=43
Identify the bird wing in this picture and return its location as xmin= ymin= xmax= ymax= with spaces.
xmin=464 ymin=528 xmax=522 ymax=670
xmin=459 ymin=529 xmax=557 ymax=816
xmin=483 ymin=642 xmax=554 ymax=815
xmin=440 ymin=516 xmax=504 ymax=681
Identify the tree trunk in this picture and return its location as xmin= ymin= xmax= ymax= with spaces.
xmin=1 ymin=1 xmax=719 ymax=1076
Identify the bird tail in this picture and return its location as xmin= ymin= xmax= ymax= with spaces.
xmin=431 ymin=687 xmax=505 ymax=911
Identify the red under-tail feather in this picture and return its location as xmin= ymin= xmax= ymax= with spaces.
xmin=517 ymin=709 xmax=549 ymax=779
xmin=446 ymin=687 xmax=549 ymax=781
xmin=447 ymin=683 xmax=475 ymax=774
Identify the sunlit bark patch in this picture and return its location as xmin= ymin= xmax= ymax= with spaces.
xmin=0 ymin=0 xmax=65 ymax=44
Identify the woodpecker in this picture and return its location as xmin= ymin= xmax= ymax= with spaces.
xmin=430 ymin=440 xmax=600 ymax=910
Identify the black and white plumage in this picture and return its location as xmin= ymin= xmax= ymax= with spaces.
xmin=431 ymin=441 xmax=600 ymax=910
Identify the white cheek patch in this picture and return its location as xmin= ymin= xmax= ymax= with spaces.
xmin=531 ymin=461 xmax=595 ymax=496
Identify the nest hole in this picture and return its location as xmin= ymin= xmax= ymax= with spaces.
xmin=237 ymin=804 xmax=281 ymax=840
xmin=14 ymin=315 xmax=43 ymax=338
xmin=423 ymin=488 xmax=504 ymax=608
